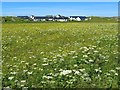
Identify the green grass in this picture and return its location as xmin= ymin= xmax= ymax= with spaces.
xmin=2 ymin=22 xmax=119 ymax=88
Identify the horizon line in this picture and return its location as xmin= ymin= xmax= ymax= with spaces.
xmin=1 ymin=15 xmax=118 ymax=17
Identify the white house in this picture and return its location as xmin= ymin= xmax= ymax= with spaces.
xmin=54 ymin=17 xmax=69 ymax=22
xmin=18 ymin=15 xmax=90 ymax=22
xmin=30 ymin=15 xmax=69 ymax=22
xmin=30 ymin=15 xmax=47 ymax=21
xmin=70 ymin=16 xmax=88 ymax=21
xmin=76 ymin=17 xmax=81 ymax=21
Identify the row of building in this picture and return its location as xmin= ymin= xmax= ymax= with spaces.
xmin=17 ymin=15 xmax=91 ymax=22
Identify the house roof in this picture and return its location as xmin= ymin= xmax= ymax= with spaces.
xmin=34 ymin=16 xmax=47 ymax=19
xmin=17 ymin=16 xmax=29 ymax=19
xmin=46 ymin=16 xmax=54 ymax=19
xmin=70 ymin=16 xmax=86 ymax=18
xmin=54 ymin=17 xmax=69 ymax=19
xmin=34 ymin=16 xmax=69 ymax=19
xmin=34 ymin=16 xmax=54 ymax=19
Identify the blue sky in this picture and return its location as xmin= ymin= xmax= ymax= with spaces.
xmin=2 ymin=2 xmax=118 ymax=17
xmin=1 ymin=0 xmax=119 ymax=2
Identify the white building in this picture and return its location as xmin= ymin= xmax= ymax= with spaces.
xmin=70 ymin=16 xmax=88 ymax=21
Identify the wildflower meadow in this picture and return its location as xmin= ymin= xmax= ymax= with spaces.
xmin=2 ymin=22 xmax=119 ymax=88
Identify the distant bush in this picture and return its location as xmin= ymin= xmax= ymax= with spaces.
xmin=2 ymin=16 xmax=32 ymax=23
xmin=86 ymin=16 xmax=118 ymax=23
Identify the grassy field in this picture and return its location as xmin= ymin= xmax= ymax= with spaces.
xmin=2 ymin=22 xmax=119 ymax=88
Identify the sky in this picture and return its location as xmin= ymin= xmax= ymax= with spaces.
xmin=1 ymin=0 xmax=120 ymax=2
xmin=1 ymin=2 xmax=118 ymax=17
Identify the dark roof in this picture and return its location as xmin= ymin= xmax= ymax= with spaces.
xmin=70 ymin=16 xmax=86 ymax=18
xmin=34 ymin=16 xmax=47 ymax=19
xmin=46 ymin=16 xmax=54 ymax=19
xmin=62 ymin=17 xmax=69 ymax=19
xmin=34 ymin=16 xmax=69 ymax=19
xmin=17 ymin=16 xmax=29 ymax=19
xmin=54 ymin=17 xmax=69 ymax=19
